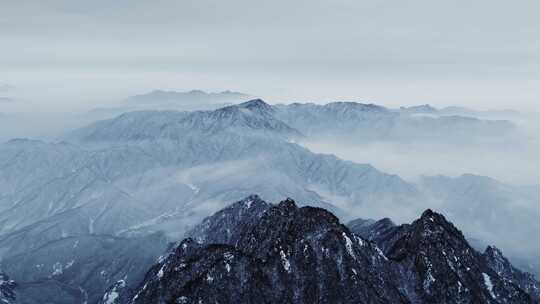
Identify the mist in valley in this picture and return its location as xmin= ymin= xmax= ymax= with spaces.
xmin=299 ymin=110 xmax=540 ymax=267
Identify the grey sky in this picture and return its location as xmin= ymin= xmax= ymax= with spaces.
xmin=1 ymin=0 xmax=539 ymax=112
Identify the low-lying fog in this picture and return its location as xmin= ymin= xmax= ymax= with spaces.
xmin=301 ymin=139 xmax=540 ymax=185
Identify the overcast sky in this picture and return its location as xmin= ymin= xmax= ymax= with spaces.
xmin=1 ymin=0 xmax=539 ymax=112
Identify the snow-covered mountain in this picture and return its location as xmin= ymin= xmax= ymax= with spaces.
xmin=400 ymin=104 xmax=439 ymax=114
xmin=401 ymin=104 xmax=521 ymax=120
xmin=126 ymin=196 xmax=539 ymax=303
xmin=0 ymin=99 xmax=538 ymax=303
xmin=273 ymin=102 xmax=516 ymax=143
xmin=73 ymin=99 xmax=301 ymax=142
xmin=2 ymin=233 xmax=168 ymax=304
xmin=0 ymin=100 xmax=426 ymax=303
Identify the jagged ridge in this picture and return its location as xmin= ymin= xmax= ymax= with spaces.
xmin=127 ymin=196 xmax=538 ymax=304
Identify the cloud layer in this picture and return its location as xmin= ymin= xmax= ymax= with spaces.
xmin=1 ymin=0 xmax=539 ymax=111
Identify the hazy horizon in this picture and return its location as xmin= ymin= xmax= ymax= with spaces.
xmin=2 ymin=0 xmax=540 ymax=113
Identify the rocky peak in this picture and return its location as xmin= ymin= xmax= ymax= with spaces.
xmin=129 ymin=197 xmax=406 ymax=304
xmin=354 ymin=209 xmax=537 ymax=303
xmin=238 ymin=98 xmax=273 ymax=112
xmin=348 ymin=217 xmax=401 ymax=252
xmin=484 ymin=246 xmax=507 ymax=267
xmin=414 ymin=209 xmax=467 ymax=245
xmin=483 ymin=246 xmax=540 ymax=302
xmin=364 ymin=217 xmax=396 ymax=234
xmin=276 ymin=197 xmax=298 ymax=211
xmin=185 ymin=195 xmax=271 ymax=246
xmin=386 ymin=209 xmax=478 ymax=265
xmin=129 ymin=198 xmax=538 ymax=304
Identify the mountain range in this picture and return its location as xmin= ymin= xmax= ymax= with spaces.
xmin=120 ymin=196 xmax=540 ymax=303
xmin=400 ymin=104 xmax=521 ymax=120
xmin=0 ymin=99 xmax=537 ymax=303
xmin=273 ymin=102 xmax=517 ymax=143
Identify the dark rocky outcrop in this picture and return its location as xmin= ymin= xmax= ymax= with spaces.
xmin=483 ymin=246 xmax=540 ymax=302
xmin=129 ymin=197 xmax=406 ymax=304
xmin=0 ymin=272 xmax=16 ymax=304
xmin=128 ymin=197 xmax=539 ymax=303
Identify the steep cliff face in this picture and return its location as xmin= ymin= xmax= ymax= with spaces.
xmin=353 ymin=210 xmax=540 ymax=303
xmin=381 ymin=210 xmax=533 ymax=303
xmin=127 ymin=196 xmax=538 ymax=304
xmin=185 ymin=195 xmax=271 ymax=245
xmin=483 ymin=246 xmax=540 ymax=302
xmin=129 ymin=197 xmax=406 ymax=304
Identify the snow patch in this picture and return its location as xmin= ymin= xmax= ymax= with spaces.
xmin=103 ymin=291 xmax=119 ymax=304
xmin=223 ymin=252 xmax=234 ymax=273
xmin=102 ymin=281 xmax=125 ymax=304
xmin=482 ymin=273 xmax=496 ymax=299
xmin=342 ymin=232 xmax=355 ymax=258
xmin=52 ymin=262 xmax=63 ymax=276
xmin=375 ymin=246 xmax=388 ymax=261
xmin=280 ymin=250 xmax=291 ymax=272
xmin=424 ymin=271 xmax=436 ymax=290
xmin=157 ymin=264 xmax=166 ymax=278
xmin=66 ymin=260 xmax=75 ymax=268
xmin=355 ymin=235 xmax=364 ymax=247
xmin=186 ymin=183 xmax=200 ymax=194
xmin=422 ymin=258 xmax=436 ymax=290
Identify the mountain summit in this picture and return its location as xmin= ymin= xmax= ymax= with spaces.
xmin=126 ymin=196 xmax=538 ymax=304
xmin=238 ymin=98 xmax=274 ymax=112
xmin=71 ymin=99 xmax=301 ymax=142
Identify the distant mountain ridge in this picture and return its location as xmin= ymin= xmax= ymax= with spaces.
xmin=75 ymin=99 xmax=517 ymax=144
xmin=71 ymin=99 xmax=301 ymax=142
xmin=273 ymin=101 xmax=516 ymax=143
xmin=126 ymin=89 xmax=252 ymax=106
xmin=400 ymin=104 xmax=521 ymax=119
